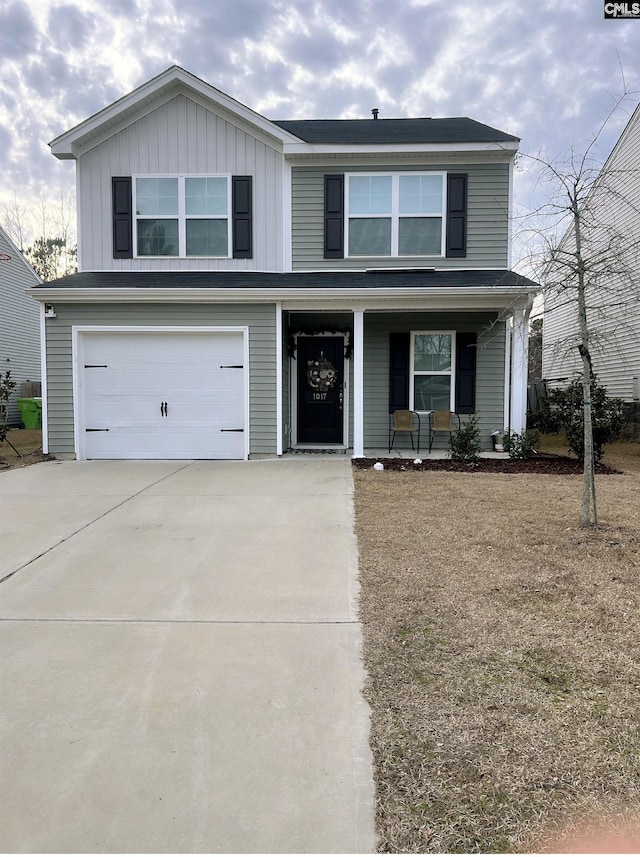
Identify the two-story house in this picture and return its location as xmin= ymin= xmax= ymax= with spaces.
xmin=31 ymin=66 xmax=539 ymax=461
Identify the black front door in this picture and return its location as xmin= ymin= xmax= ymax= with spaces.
xmin=296 ymin=336 xmax=345 ymax=444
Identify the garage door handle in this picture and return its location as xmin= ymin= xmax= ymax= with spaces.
xmin=220 ymin=428 xmax=244 ymax=432
xmin=86 ymin=428 xmax=109 ymax=432
xmin=160 ymin=402 xmax=168 ymax=417
xmin=220 ymin=365 xmax=243 ymax=369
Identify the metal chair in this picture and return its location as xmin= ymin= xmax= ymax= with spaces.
xmin=389 ymin=409 xmax=421 ymax=453
xmin=428 ymin=410 xmax=460 ymax=452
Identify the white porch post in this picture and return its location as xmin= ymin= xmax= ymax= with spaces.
xmin=352 ymin=309 xmax=364 ymax=458
xmin=275 ymin=302 xmax=283 ymax=455
xmin=503 ymin=320 xmax=512 ymax=431
xmin=510 ymin=303 xmax=531 ymax=434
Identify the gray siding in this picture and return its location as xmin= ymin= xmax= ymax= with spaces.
xmin=45 ymin=303 xmax=277 ymax=456
xmin=291 ymin=162 xmax=510 ymax=270
xmin=363 ymin=312 xmax=505 ymax=450
xmin=543 ymin=108 xmax=640 ymax=401
xmin=78 ymin=93 xmax=284 ymax=273
xmin=0 ymin=227 xmax=41 ymax=424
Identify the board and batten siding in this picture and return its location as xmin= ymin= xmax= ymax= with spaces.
xmin=543 ymin=108 xmax=640 ymax=402
xmin=44 ymin=303 xmax=277 ymax=456
xmin=363 ymin=312 xmax=506 ymax=449
xmin=0 ymin=227 xmax=41 ymax=424
xmin=290 ymin=162 xmax=510 ymax=270
xmin=78 ymin=93 xmax=284 ymax=273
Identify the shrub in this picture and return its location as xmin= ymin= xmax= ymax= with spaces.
xmin=0 ymin=370 xmax=17 ymax=443
xmin=502 ymin=429 xmax=540 ymax=459
xmin=537 ymin=375 xmax=625 ymax=464
xmin=449 ymin=415 xmax=482 ymax=463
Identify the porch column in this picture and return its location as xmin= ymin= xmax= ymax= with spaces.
xmin=352 ymin=309 xmax=364 ymax=458
xmin=275 ymin=302 xmax=283 ymax=455
xmin=510 ymin=303 xmax=531 ymax=434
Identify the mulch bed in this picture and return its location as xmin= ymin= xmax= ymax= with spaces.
xmin=352 ymin=454 xmax=621 ymax=475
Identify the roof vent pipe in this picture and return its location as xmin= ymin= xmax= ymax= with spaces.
xmin=371 ymin=108 xmax=379 ymax=120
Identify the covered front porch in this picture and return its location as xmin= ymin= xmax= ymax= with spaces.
xmin=277 ymin=293 xmax=533 ymax=458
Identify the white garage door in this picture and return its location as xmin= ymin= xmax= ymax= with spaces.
xmin=79 ymin=330 xmax=246 ymax=460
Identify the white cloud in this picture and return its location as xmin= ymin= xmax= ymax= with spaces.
xmin=0 ymin=0 xmax=638 ymax=257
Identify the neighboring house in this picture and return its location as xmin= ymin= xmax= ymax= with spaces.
xmin=30 ymin=66 xmax=538 ymax=461
xmin=543 ymin=103 xmax=640 ymax=405
xmin=0 ymin=225 xmax=42 ymax=425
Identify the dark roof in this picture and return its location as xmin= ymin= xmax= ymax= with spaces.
xmin=273 ymin=117 xmax=519 ymax=145
xmin=35 ymin=269 xmax=539 ymax=290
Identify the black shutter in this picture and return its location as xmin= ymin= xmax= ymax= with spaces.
xmin=455 ymin=332 xmax=476 ymax=414
xmin=446 ymin=173 xmax=467 ymax=258
xmin=324 ymin=174 xmax=344 ymax=259
xmin=232 ymin=176 xmax=253 ymax=259
xmin=112 ymin=177 xmax=132 ymax=259
xmin=389 ymin=332 xmax=410 ymax=413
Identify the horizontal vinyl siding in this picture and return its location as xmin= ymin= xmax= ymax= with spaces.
xmin=363 ymin=312 xmax=505 ymax=450
xmin=291 ymin=162 xmax=510 ymax=270
xmin=45 ymin=303 xmax=276 ymax=456
xmin=543 ymin=109 xmax=640 ymax=401
xmin=78 ymin=93 xmax=283 ymax=272
xmin=0 ymin=230 xmax=41 ymax=423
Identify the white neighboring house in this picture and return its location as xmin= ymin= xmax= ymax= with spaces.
xmin=0 ymin=225 xmax=42 ymax=424
xmin=543 ymin=104 xmax=640 ymax=406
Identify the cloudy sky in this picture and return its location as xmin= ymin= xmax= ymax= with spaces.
xmin=1 ymin=0 xmax=638 ymax=263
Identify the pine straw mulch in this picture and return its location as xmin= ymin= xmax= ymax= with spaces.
xmin=353 ymin=442 xmax=640 ymax=853
xmin=352 ymin=454 xmax=620 ymax=476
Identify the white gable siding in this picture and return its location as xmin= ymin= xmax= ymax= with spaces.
xmin=77 ymin=94 xmax=284 ymax=272
xmin=0 ymin=227 xmax=42 ymax=424
xmin=543 ymin=106 xmax=640 ymax=401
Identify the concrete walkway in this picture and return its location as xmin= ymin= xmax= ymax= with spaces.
xmin=0 ymin=459 xmax=375 ymax=853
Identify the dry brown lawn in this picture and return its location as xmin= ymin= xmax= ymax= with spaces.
xmin=353 ymin=439 xmax=640 ymax=853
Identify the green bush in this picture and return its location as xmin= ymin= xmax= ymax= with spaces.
xmin=537 ymin=375 xmax=625 ymax=464
xmin=502 ymin=429 xmax=540 ymax=459
xmin=449 ymin=415 xmax=483 ymax=463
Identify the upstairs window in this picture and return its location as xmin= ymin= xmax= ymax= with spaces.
xmin=134 ymin=176 xmax=231 ymax=257
xmin=346 ymin=173 xmax=445 ymax=257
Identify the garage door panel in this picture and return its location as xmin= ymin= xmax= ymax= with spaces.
xmin=80 ymin=331 xmax=246 ymax=460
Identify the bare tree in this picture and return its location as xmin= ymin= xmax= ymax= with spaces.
xmin=2 ymin=188 xmax=77 ymax=281
xmin=519 ymin=93 xmax=640 ymax=527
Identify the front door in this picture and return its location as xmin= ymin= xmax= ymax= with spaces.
xmin=296 ymin=336 xmax=345 ymax=445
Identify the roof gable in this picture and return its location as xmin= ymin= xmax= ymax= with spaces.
xmin=49 ymin=66 xmax=303 ymax=160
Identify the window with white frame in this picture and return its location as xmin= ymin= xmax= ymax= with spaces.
xmin=134 ymin=176 xmax=231 ymax=257
xmin=346 ymin=172 xmax=445 ymax=257
xmin=410 ymin=332 xmax=455 ymax=411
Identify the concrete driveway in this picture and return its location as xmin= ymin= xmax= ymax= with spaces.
xmin=0 ymin=459 xmax=375 ymax=853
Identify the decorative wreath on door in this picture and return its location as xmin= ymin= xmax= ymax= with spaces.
xmin=307 ymin=352 xmax=337 ymax=392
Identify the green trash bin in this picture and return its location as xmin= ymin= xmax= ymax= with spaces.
xmin=16 ymin=397 xmax=43 ymax=430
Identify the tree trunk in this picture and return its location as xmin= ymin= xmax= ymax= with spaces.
xmin=574 ymin=199 xmax=597 ymax=528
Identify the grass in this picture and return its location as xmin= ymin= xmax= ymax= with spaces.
xmin=0 ymin=428 xmax=52 ymax=469
xmin=353 ymin=438 xmax=640 ymax=852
